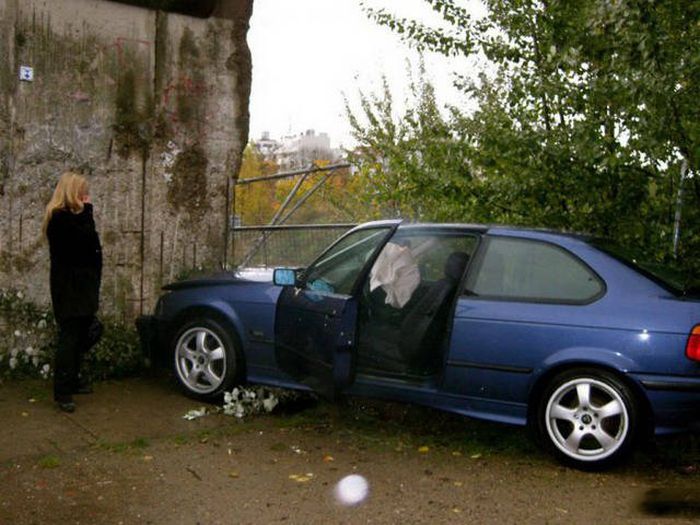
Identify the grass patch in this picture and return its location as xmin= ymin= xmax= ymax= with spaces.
xmin=131 ymin=437 xmax=150 ymax=449
xmin=173 ymin=435 xmax=189 ymax=446
xmin=38 ymin=455 xmax=61 ymax=469
xmin=94 ymin=437 xmax=150 ymax=454
xmin=269 ymin=442 xmax=288 ymax=452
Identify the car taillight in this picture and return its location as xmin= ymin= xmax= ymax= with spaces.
xmin=687 ymin=325 xmax=700 ymax=362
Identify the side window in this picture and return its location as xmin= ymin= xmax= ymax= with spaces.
xmin=305 ymin=228 xmax=391 ymax=295
xmin=466 ymin=237 xmax=604 ymax=303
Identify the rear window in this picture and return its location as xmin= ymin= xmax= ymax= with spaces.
xmin=590 ymin=239 xmax=693 ymax=296
xmin=466 ymin=237 xmax=604 ymax=304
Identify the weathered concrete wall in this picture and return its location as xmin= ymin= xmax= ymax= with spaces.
xmin=0 ymin=0 xmax=253 ymax=319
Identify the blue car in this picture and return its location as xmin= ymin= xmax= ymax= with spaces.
xmin=139 ymin=221 xmax=700 ymax=468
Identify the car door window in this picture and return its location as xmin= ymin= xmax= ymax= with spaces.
xmin=465 ymin=237 xmax=604 ymax=303
xmin=358 ymin=231 xmax=478 ymax=375
xmin=305 ymin=227 xmax=392 ymax=295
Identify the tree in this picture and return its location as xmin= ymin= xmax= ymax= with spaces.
xmin=354 ymin=0 xmax=699 ymax=274
xmin=235 ymin=145 xmax=279 ymax=225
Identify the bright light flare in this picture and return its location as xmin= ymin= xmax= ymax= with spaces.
xmin=334 ymin=474 xmax=369 ymax=506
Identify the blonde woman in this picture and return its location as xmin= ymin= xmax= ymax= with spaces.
xmin=43 ymin=172 xmax=102 ymax=412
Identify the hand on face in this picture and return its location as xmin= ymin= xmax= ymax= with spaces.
xmin=81 ymin=193 xmax=91 ymax=204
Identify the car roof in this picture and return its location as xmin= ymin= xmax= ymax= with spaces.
xmin=364 ymin=221 xmax=591 ymax=243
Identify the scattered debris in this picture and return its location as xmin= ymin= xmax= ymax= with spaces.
xmin=182 ymin=407 xmax=209 ymax=420
xmin=289 ymin=473 xmax=314 ymax=483
xmin=186 ymin=467 xmax=202 ymax=481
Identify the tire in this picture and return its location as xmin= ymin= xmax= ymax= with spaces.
xmin=535 ymin=367 xmax=640 ymax=470
xmin=172 ymin=318 xmax=239 ymax=401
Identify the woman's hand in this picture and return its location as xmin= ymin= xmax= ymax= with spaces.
xmin=81 ymin=193 xmax=91 ymax=204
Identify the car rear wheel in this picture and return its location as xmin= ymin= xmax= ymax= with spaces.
xmin=172 ymin=318 xmax=238 ymax=400
xmin=536 ymin=368 xmax=639 ymax=469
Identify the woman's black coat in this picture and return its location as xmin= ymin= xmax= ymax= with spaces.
xmin=47 ymin=203 xmax=102 ymax=322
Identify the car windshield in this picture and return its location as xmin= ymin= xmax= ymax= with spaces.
xmin=590 ymin=239 xmax=695 ymax=296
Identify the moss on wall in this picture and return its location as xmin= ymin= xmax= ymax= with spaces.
xmin=167 ymin=144 xmax=209 ymax=221
xmin=113 ymin=66 xmax=154 ymax=158
xmin=176 ymin=27 xmax=206 ymax=127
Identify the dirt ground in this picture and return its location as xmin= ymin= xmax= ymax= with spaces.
xmin=0 ymin=376 xmax=698 ymax=525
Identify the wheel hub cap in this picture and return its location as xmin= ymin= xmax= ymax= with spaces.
xmin=545 ymin=377 xmax=629 ymax=462
xmin=174 ymin=327 xmax=227 ymax=395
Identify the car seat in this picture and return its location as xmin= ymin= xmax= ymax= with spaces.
xmin=398 ymin=251 xmax=470 ymax=373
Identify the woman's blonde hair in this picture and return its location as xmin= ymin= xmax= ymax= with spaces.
xmin=42 ymin=172 xmax=88 ymax=235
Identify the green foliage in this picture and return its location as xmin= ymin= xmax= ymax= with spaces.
xmin=346 ymin=66 xmax=474 ymax=221
xmin=353 ymin=0 xmax=699 ymax=276
xmin=87 ymin=319 xmax=143 ymax=380
xmin=0 ymin=289 xmax=143 ymax=381
xmin=38 ymin=455 xmax=61 ymax=469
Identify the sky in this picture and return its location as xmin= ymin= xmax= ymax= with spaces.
xmin=247 ymin=0 xmax=482 ymax=149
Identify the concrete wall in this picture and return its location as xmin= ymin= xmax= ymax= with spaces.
xmin=0 ymin=0 xmax=253 ymax=319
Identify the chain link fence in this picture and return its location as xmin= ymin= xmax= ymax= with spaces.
xmin=230 ymin=224 xmax=356 ymax=268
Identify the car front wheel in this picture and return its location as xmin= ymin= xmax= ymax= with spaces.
xmin=536 ymin=368 xmax=639 ymax=469
xmin=172 ymin=318 xmax=239 ymax=400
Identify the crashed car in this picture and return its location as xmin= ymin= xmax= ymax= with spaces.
xmin=138 ymin=220 xmax=700 ymax=468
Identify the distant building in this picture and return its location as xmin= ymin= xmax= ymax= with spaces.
xmin=254 ymin=129 xmax=343 ymax=168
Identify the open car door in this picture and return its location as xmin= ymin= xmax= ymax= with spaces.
xmin=274 ymin=224 xmax=398 ymax=399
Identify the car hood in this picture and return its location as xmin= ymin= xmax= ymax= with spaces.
xmin=162 ymin=268 xmax=273 ymax=291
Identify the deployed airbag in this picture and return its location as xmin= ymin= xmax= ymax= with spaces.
xmin=369 ymin=242 xmax=420 ymax=308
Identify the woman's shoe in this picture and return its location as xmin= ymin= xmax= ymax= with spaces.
xmin=57 ymin=401 xmax=76 ymax=413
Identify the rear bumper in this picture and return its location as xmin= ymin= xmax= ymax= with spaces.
xmin=634 ymin=374 xmax=700 ymax=434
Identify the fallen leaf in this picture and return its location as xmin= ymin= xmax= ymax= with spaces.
xmin=28 ymin=398 xmax=36 ymax=404
xmin=451 ymin=451 xmax=462 ymax=457
xmin=228 ymin=471 xmax=239 ymax=479
xmin=143 ymin=456 xmax=153 ymax=462
xmin=418 ymin=446 xmax=430 ymax=453
xmin=453 ymin=481 xmax=463 ymax=487
xmin=452 ymin=508 xmax=462 ymax=514
xmin=21 ymin=412 xmax=29 ymax=417
xmin=323 ymin=455 xmax=335 ymax=463
xmin=470 ymin=453 xmax=482 ymax=459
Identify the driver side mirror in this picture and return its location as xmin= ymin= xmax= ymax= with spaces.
xmin=273 ymin=268 xmax=303 ymax=287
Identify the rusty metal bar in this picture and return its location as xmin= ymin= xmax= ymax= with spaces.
xmin=236 ymin=163 xmax=350 ymax=185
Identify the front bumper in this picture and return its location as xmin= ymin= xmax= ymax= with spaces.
xmin=136 ymin=315 xmax=167 ymax=367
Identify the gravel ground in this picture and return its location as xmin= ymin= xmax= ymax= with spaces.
xmin=0 ymin=377 xmax=698 ymax=524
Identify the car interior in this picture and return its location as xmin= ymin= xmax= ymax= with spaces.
xmin=357 ymin=233 xmax=476 ymax=379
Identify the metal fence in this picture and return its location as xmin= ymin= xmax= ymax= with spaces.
xmin=228 ymin=162 xmax=358 ymax=269
xmin=230 ymin=224 xmax=356 ymax=268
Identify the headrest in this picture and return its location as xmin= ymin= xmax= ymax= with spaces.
xmin=444 ymin=252 xmax=470 ymax=281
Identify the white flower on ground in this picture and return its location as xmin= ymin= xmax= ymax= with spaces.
xmin=262 ymin=396 xmax=278 ymax=413
xmin=24 ymin=346 xmax=34 ymax=356
xmin=13 ymin=330 xmax=21 ymax=337
xmin=31 ymin=356 xmax=39 ymax=367
xmin=9 ymin=357 xmax=17 ymax=370
xmin=37 ymin=319 xmax=47 ymax=329
xmin=16 ymin=291 xmax=23 ymax=299
xmin=10 ymin=348 xmax=19 ymax=358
